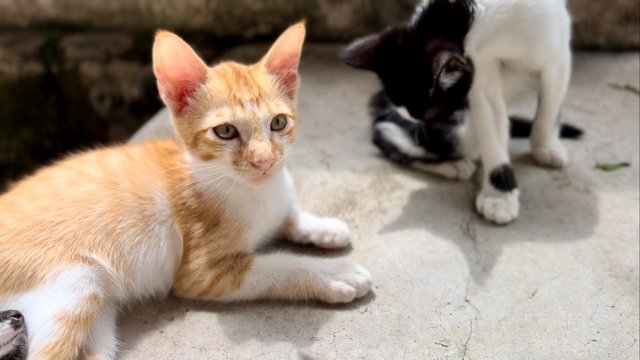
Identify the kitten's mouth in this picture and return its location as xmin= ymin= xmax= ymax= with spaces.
xmin=252 ymin=171 xmax=272 ymax=182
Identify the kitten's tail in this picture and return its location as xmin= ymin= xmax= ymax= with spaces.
xmin=370 ymin=90 xmax=584 ymax=140
xmin=510 ymin=116 xmax=584 ymax=139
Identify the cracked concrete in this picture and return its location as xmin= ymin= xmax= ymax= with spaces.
xmin=127 ymin=45 xmax=639 ymax=359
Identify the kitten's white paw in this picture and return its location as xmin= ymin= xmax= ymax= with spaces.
xmin=412 ymin=159 xmax=476 ymax=180
xmin=452 ymin=159 xmax=477 ymax=180
xmin=292 ymin=214 xmax=351 ymax=249
xmin=476 ymin=189 xmax=520 ymax=224
xmin=319 ymin=261 xmax=372 ymax=303
xmin=532 ymin=140 xmax=568 ymax=168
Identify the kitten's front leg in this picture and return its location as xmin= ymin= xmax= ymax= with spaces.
xmin=174 ymin=253 xmax=371 ymax=303
xmin=281 ymin=208 xmax=351 ymax=249
xmin=468 ymin=60 xmax=519 ymax=224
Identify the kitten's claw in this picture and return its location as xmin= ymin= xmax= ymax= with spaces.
xmin=532 ymin=140 xmax=568 ymax=168
xmin=290 ymin=214 xmax=351 ymax=249
xmin=319 ymin=261 xmax=372 ymax=303
xmin=476 ymin=190 xmax=520 ymax=224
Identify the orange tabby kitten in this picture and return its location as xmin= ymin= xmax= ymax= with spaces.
xmin=0 ymin=23 xmax=371 ymax=360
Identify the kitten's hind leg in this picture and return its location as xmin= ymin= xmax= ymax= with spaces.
xmin=85 ymin=302 xmax=118 ymax=360
xmin=22 ymin=266 xmax=107 ymax=360
xmin=281 ymin=208 xmax=351 ymax=250
xmin=531 ymin=55 xmax=571 ymax=168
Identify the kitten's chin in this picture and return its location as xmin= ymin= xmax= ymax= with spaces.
xmin=241 ymin=167 xmax=285 ymax=187
xmin=246 ymin=172 xmax=277 ymax=187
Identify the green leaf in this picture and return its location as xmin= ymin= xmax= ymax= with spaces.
xmin=595 ymin=162 xmax=631 ymax=172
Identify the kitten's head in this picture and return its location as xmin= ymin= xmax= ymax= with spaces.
xmin=0 ymin=310 xmax=27 ymax=360
xmin=341 ymin=0 xmax=474 ymax=122
xmin=153 ymin=23 xmax=305 ymax=186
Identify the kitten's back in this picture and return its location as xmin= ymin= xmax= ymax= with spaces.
xmin=0 ymin=140 xmax=184 ymax=298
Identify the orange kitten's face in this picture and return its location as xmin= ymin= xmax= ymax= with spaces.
xmin=182 ymin=63 xmax=297 ymax=185
xmin=153 ymin=24 xmax=305 ymax=187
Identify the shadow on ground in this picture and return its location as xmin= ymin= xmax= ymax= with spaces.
xmin=378 ymin=151 xmax=599 ymax=286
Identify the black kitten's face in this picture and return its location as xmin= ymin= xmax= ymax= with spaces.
xmin=341 ymin=0 xmax=475 ymax=122
xmin=0 ymin=311 xmax=27 ymax=360
xmin=341 ymin=27 xmax=432 ymax=118
xmin=341 ymin=28 xmax=472 ymax=122
xmin=376 ymin=29 xmax=437 ymax=119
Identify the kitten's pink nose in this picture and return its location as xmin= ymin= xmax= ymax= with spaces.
xmin=251 ymin=155 xmax=274 ymax=172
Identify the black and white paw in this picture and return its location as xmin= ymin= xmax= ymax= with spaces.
xmin=476 ymin=164 xmax=520 ymax=224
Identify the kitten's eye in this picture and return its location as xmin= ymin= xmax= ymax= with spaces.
xmin=270 ymin=114 xmax=288 ymax=131
xmin=212 ymin=124 xmax=239 ymax=140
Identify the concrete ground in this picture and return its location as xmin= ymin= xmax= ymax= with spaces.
xmin=126 ymin=45 xmax=639 ymax=360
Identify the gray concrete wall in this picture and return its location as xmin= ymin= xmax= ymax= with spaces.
xmin=0 ymin=0 xmax=638 ymax=49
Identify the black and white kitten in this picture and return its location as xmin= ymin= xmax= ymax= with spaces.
xmin=342 ymin=0 xmax=580 ymax=224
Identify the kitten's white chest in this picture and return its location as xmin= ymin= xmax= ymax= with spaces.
xmin=224 ymin=169 xmax=295 ymax=249
xmin=127 ymin=192 xmax=183 ymax=301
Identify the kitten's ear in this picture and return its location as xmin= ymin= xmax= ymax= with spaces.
xmin=153 ymin=31 xmax=208 ymax=115
xmin=340 ymin=32 xmax=386 ymax=70
xmin=261 ymin=22 xmax=306 ymax=99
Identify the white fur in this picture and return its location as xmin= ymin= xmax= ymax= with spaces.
xmin=449 ymin=0 xmax=571 ymax=224
xmin=464 ymin=0 xmax=571 ymax=224
xmin=187 ymin=153 xmax=295 ymax=249
xmin=0 ymin=267 xmax=107 ymax=359
xmin=408 ymin=1 xmax=571 ymax=224
xmin=476 ymin=188 xmax=520 ymax=224
xmin=187 ymin=154 xmax=369 ymax=302
xmin=220 ymin=253 xmax=371 ymax=303
xmin=286 ymin=211 xmax=351 ymax=249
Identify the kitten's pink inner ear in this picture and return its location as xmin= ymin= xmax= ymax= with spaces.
xmin=262 ymin=22 xmax=306 ymax=99
xmin=153 ymin=31 xmax=208 ymax=114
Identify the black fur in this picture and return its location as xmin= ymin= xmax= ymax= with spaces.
xmin=371 ymin=90 xmax=462 ymax=164
xmin=489 ymin=164 xmax=518 ymax=192
xmin=341 ymin=0 xmax=475 ymax=122
xmin=1 ymin=347 xmax=27 ymax=360
xmin=510 ymin=116 xmax=584 ymax=139
xmin=370 ymin=90 xmax=583 ymax=166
